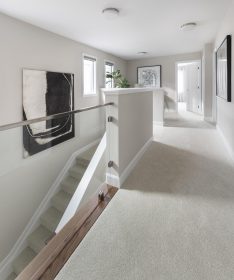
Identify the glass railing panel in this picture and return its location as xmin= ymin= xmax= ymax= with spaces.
xmin=0 ymin=105 xmax=109 ymax=280
xmin=75 ymin=106 xmax=106 ymax=145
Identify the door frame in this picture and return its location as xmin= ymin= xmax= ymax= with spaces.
xmin=175 ymin=60 xmax=203 ymax=114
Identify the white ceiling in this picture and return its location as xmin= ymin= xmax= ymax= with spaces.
xmin=0 ymin=0 xmax=231 ymax=60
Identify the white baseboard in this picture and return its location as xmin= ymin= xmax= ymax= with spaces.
xmin=106 ymin=173 xmax=120 ymax=188
xmin=106 ymin=137 xmax=153 ymax=188
xmin=120 ymin=137 xmax=153 ymax=186
xmin=204 ymin=116 xmax=214 ymax=123
xmin=153 ymin=121 xmax=164 ymax=126
xmin=216 ymin=125 xmax=234 ymax=162
xmin=0 ymin=138 xmax=101 ymax=279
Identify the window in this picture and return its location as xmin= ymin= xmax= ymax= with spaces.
xmin=105 ymin=61 xmax=114 ymax=88
xmin=83 ymin=55 xmax=96 ymax=95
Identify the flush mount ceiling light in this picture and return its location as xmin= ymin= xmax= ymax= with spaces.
xmin=102 ymin=8 xmax=120 ymax=19
xmin=137 ymin=51 xmax=148 ymax=55
xmin=180 ymin=22 xmax=197 ymax=31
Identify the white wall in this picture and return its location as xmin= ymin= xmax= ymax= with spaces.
xmin=202 ymin=43 xmax=214 ymax=120
xmin=126 ymin=52 xmax=202 ymax=112
xmin=0 ymin=12 xmax=127 ymax=262
xmin=214 ymin=0 xmax=234 ymax=160
xmin=105 ymin=90 xmax=153 ymax=186
xmin=118 ymin=92 xmax=153 ymax=174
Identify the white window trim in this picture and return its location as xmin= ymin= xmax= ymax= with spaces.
xmin=82 ymin=53 xmax=97 ymax=97
xmin=104 ymin=59 xmax=115 ymax=88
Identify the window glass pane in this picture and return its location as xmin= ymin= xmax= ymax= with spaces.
xmin=105 ymin=62 xmax=114 ymax=88
xmin=83 ymin=56 xmax=96 ymax=95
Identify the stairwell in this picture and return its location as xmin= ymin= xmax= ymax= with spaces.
xmin=6 ymin=147 xmax=96 ymax=280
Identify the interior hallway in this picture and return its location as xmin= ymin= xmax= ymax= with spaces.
xmin=164 ymin=102 xmax=211 ymax=128
xmin=55 ymin=113 xmax=234 ymax=280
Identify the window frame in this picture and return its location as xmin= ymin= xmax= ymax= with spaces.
xmin=104 ymin=59 xmax=115 ymax=88
xmin=82 ymin=54 xmax=97 ymax=97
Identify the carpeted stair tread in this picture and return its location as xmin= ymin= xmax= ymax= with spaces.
xmin=4 ymin=144 xmax=100 ymax=280
xmin=76 ymin=157 xmax=90 ymax=168
xmin=79 ymin=145 xmax=97 ymax=160
xmin=69 ymin=165 xmax=86 ymax=180
xmin=13 ymin=247 xmax=36 ymax=275
xmin=40 ymin=207 xmax=63 ymax=232
xmin=28 ymin=225 xmax=53 ymax=254
xmin=51 ymin=190 xmax=72 ymax=212
xmin=61 ymin=176 xmax=79 ymax=195
xmin=5 ymin=272 xmax=17 ymax=280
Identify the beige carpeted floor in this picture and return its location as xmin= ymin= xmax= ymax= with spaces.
xmin=55 ymin=111 xmax=234 ymax=280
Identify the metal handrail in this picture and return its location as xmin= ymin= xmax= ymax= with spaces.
xmin=0 ymin=102 xmax=113 ymax=131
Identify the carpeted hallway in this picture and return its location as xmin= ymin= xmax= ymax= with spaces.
xmin=55 ymin=112 xmax=234 ymax=280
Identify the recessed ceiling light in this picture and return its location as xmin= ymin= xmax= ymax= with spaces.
xmin=102 ymin=8 xmax=120 ymax=19
xmin=180 ymin=22 xmax=197 ymax=31
xmin=137 ymin=51 xmax=148 ymax=55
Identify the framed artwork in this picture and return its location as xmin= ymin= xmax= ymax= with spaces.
xmin=23 ymin=69 xmax=75 ymax=158
xmin=137 ymin=65 xmax=161 ymax=88
xmin=216 ymin=35 xmax=232 ymax=102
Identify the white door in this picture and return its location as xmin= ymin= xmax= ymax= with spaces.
xmin=186 ymin=62 xmax=202 ymax=114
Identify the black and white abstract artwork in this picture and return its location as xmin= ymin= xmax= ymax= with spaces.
xmin=137 ymin=65 xmax=161 ymax=88
xmin=23 ymin=69 xmax=74 ymax=158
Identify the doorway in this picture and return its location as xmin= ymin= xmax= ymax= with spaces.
xmin=176 ymin=61 xmax=202 ymax=115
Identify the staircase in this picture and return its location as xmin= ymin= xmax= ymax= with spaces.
xmin=5 ymin=147 xmax=96 ymax=280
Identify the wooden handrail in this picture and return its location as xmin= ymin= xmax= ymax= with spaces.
xmin=15 ymin=184 xmax=118 ymax=280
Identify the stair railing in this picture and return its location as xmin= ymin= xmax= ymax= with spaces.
xmin=55 ymin=133 xmax=107 ymax=233
xmin=0 ymin=103 xmax=113 ymax=131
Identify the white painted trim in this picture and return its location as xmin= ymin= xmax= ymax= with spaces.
xmin=175 ymin=60 xmax=203 ymax=114
xmin=82 ymin=53 xmax=97 ymax=97
xmin=204 ymin=116 xmax=214 ymax=123
xmin=102 ymin=87 xmax=156 ymax=95
xmin=106 ymin=173 xmax=120 ymax=188
xmin=153 ymin=121 xmax=164 ymax=126
xmin=106 ymin=138 xmax=152 ymax=188
xmin=104 ymin=59 xmax=115 ymax=66
xmin=56 ymin=133 xmax=106 ymax=232
xmin=216 ymin=125 xmax=234 ymax=162
xmin=104 ymin=59 xmax=115 ymax=89
xmin=119 ymin=137 xmax=153 ymax=186
xmin=0 ymin=139 xmax=101 ymax=279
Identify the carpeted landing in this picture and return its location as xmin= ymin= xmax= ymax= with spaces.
xmin=55 ymin=123 xmax=234 ymax=280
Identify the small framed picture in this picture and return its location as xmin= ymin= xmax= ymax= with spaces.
xmin=137 ymin=65 xmax=161 ymax=88
xmin=216 ymin=35 xmax=232 ymax=102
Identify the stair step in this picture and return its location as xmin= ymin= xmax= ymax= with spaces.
xmin=40 ymin=207 xmax=63 ymax=232
xmin=61 ymin=176 xmax=79 ymax=195
xmin=5 ymin=272 xmax=17 ymax=280
xmin=13 ymin=247 xmax=36 ymax=275
xmin=76 ymin=157 xmax=90 ymax=168
xmin=28 ymin=225 xmax=52 ymax=254
xmin=80 ymin=145 xmax=97 ymax=160
xmin=51 ymin=190 xmax=72 ymax=212
xmin=69 ymin=165 xmax=86 ymax=180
